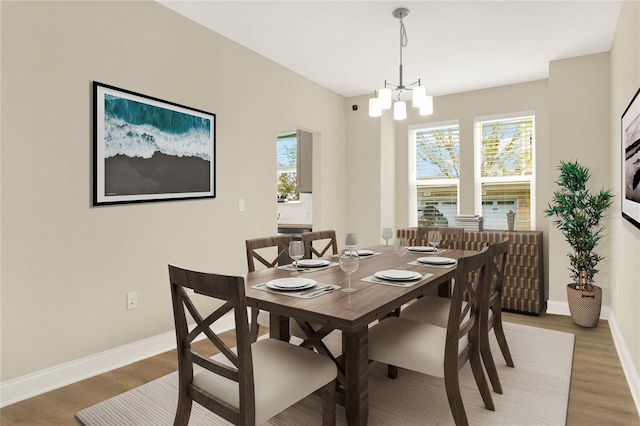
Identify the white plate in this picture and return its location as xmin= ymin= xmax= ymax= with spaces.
xmin=418 ymin=256 xmax=457 ymax=265
xmin=375 ymin=270 xmax=422 ymax=281
xmin=357 ymin=250 xmax=374 ymax=256
xmin=408 ymin=246 xmax=435 ymax=252
xmin=266 ymin=278 xmax=317 ymax=291
xmin=297 ymin=259 xmax=330 ymax=268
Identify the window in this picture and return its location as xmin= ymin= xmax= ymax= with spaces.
xmin=474 ymin=113 xmax=535 ymax=230
xmin=409 ymin=121 xmax=460 ymax=227
xmin=277 ymin=132 xmax=298 ymax=201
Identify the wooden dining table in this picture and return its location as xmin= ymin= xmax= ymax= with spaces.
xmin=243 ymin=245 xmax=476 ymax=426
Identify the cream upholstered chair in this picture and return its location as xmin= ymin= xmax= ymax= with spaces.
xmin=479 ymin=238 xmax=514 ymax=392
xmin=246 ymin=235 xmax=292 ymax=272
xmin=301 ymin=230 xmax=338 ymax=258
xmin=400 ymin=239 xmax=512 ymax=394
xmin=368 ymin=248 xmax=494 ymax=426
xmin=245 ymin=235 xmax=292 ymax=341
xmin=417 ymin=226 xmax=465 ymax=249
xmin=169 ymin=264 xmax=337 ymax=426
xmin=245 ymin=235 xmax=316 ymax=342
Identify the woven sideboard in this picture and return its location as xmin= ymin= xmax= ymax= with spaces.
xmin=397 ymin=228 xmax=545 ymax=315
xmin=463 ymin=230 xmax=544 ymax=315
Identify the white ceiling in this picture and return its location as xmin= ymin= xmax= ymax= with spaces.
xmin=158 ymin=0 xmax=622 ymax=98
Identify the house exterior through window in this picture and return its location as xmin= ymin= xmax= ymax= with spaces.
xmin=410 ymin=112 xmax=536 ymax=231
xmin=474 ymin=113 xmax=535 ymax=231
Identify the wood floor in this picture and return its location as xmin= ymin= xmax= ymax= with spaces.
xmin=1 ymin=312 xmax=638 ymax=425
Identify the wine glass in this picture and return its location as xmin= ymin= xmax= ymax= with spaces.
xmin=345 ymin=233 xmax=358 ymax=248
xmin=393 ymin=237 xmax=409 ymax=269
xmin=288 ymin=240 xmax=304 ymax=275
xmin=340 ymin=248 xmax=360 ymax=292
xmin=382 ymin=228 xmax=393 ymax=246
xmin=427 ymin=231 xmax=441 ymax=255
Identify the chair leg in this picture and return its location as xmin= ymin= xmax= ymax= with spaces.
xmin=250 ymin=308 xmax=260 ymax=343
xmin=173 ymin=394 xmax=193 ymax=426
xmin=444 ymin=372 xmax=469 ymax=426
xmin=386 ymin=309 xmax=400 ymax=379
xmin=321 ymin=380 xmax=336 ymax=426
xmin=493 ymin=313 xmax=515 ymax=367
xmin=479 ymin=328 xmax=503 ymax=394
xmin=469 ymin=344 xmax=495 ymax=411
xmin=387 ymin=365 xmax=398 ymax=379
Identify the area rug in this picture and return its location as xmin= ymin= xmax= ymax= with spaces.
xmin=76 ymin=322 xmax=574 ymax=425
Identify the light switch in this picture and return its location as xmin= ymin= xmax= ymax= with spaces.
xmin=239 ymin=199 xmax=245 ymax=211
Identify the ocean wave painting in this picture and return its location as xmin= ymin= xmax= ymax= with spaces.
xmin=93 ymin=82 xmax=215 ymax=205
xmin=104 ymin=94 xmax=212 ymax=161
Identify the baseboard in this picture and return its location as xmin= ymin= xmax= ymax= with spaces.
xmin=546 ymin=299 xmax=611 ymax=320
xmin=608 ymin=311 xmax=640 ymax=417
xmin=545 ymin=300 xmax=639 ymax=417
xmin=0 ymin=314 xmax=236 ymax=408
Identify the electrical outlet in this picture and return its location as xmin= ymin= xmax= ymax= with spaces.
xmin=239 ymin=199 xmax=245 ymax=211
xmin=186 ymin=288 xmax=195 ymax=296
xmin=127 ymin=292 xmax=137 ymax=309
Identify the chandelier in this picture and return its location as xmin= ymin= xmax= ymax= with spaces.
xmin=368 ymin=8 xmax=433 ymax=120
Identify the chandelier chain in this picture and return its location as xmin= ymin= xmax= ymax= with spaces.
xmin=400 ymin=18 xmax=408 ymax=48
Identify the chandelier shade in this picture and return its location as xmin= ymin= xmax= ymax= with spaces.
xmin=368 ymin=7 xmax=433 ymax=120
xmin=394 ymin=101 xmax=407 ymax=120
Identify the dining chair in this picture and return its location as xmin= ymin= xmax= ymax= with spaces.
xmin=478 ymin=238 xmax=514 ymax=393
xmin=417 ymin=226 xmax=465 ymax=249
xmin=245 ymin=235 xmax=324 ymax=343
xmin=301 ymin=230 xmax=338 ymax=258
xmin=245 ymin=235 xmax=293 ymax=341
xmin=399 ymin=239 xmax=512 ymax=394
xmin=246 ymin=235 xmax=292 ymax=272
xmin=368 ymin=248 xmax=494 ymax=426
xmin=168 ymin=264 xmax=337 ymax=426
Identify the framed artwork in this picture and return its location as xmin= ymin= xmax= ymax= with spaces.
xmin=622 ymin=87 xmax=640 ymax=229
xmin=93 ymin=82 xmax=215 ymax=206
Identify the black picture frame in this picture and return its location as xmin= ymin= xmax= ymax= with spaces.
xmin=622 ymin=87 xmax=640 ymax=229
xmin=93 ymin=82 xmax=216 ymax=206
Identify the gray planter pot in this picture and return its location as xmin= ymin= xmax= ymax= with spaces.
xmin=567 ymin=284 xmax=602 ymax=328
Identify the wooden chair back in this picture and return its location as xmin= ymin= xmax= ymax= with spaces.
xmin=484 ymin=238 xmax=514 ymax=371
xmin=417 ymin=226 xmax=465 ymax=249
xmin=168 ymin=264 xmax=256 ymax=425
xmin=301 ymin=230 xmax=338 ymax=258
xmin=445 ymin=247 xmax=489 ymax=372
xmin=245 ymin=235 xmax=292 ymax=272
xmin=487 ymin=238 xmax=509 ymax=316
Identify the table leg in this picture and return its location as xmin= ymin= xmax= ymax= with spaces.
xmin=438 ymin=278 xmax=452 ymax=297
xmin=342 ymin=327 xmax=368 ymax=426
xmin=269 ymin=314 xmax=290 ymax=341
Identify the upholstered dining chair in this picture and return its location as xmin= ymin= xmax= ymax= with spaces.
xmin=417 ymin=226 xmax=465 ymax=249
xmin=168 ymin=264 xmax=337 ymax=426
xmin=368 ymin=248 xmax=494 ymax=426
xmin=399 ymin=239 xmax=512 ymax=394
xmin=479 ymin=238 xmax=514 ymax=393
xmin=245 ymin=235 xmax=292 ymax=273
xmin=301 ymin=230 xmax=338 ymax=258
xmin=245 ymin=235 xmax=292 ymax=341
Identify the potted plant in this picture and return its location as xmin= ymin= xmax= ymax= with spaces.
xmin=545 ymin=160 xmax=614 ymax=327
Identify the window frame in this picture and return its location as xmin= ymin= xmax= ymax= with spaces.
xmin=473 ymin=111 xmax=536 ymax=230
xmin=409 ymin=120 xmax=461 ymax=227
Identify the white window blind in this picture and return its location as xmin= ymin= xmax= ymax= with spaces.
xmin=410 ymin=122 xmax=460 ymax=227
